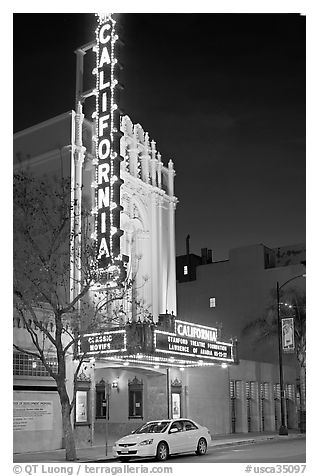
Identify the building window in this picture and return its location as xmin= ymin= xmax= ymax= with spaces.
xmin=128 ymin=377 xmax=143 ymax=419
xmin=209 ymin=297 xmax=216 ymax=308
xmin=13 ymin=352 xmax=58 ymax=377
xmin=96 ymin=379 xmax=107 ymax=419
xmin=183 ymin=265 xmax=188 ymax=275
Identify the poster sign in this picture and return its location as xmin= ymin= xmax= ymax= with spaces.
xmin=282 ymin=317 xmax=295 ymax=352
xmin=172 ymin=393 xmax=181 ymax=419
xmin=76 ymin=391 xmax=88 ymax=423
xmin=13 ymin=401 xmax=53 ymax=431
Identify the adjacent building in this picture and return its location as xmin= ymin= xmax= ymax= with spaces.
xmin=176 ymin=241 xmax=305 ymax=363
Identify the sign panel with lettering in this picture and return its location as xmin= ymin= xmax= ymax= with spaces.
xmin=79 ymin=329 xmax=126 ymax=355
xmin=175 ymin=320 xmax=218 ymax=342
xmin=13 ymin=401 xmax=53 ymax=432
xmin=154 ymin=320 xmax=233 ymax=363
xmin=94 ymin=14 xmax=126 ymax=280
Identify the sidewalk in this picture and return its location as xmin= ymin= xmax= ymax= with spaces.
xmin=13 ymin=430 xmax=305 ymax=463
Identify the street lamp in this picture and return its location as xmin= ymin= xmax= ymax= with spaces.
xmin=276 ymin=274 xmax=306 ymax=435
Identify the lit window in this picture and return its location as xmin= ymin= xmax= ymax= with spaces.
xmin=183 ymin=266 xmax=188 ymax=275
xmin=209 ymin=297 xmax=216 ymax=308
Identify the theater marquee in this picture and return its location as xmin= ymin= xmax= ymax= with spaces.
xmin=154 ymin=320 xmax=234 ymax=363
xmin=79 ymin=317 xmax=235 ymax=365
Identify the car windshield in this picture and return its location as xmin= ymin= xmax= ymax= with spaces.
xmin=133 ymin=421 xmax=170 ymax=434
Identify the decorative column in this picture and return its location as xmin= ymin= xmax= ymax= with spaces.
xmin=157 ymin=193 xmax=164 ymax=313
xmin=157 ymin=152 xmax=162 ymax=189
xmin=129 ymin=126 xmax=139 ymax=178
xmin=150 ymin=140 xmax=157 ymax=187
xmin=166 ymin=160 xmax=177 ymax=315
xmin=150 ymin=190 xmax=159 ymax=321
xmin=71 ymin=102 xmax=86 ymax=305
xmin=140 ymin=133 xmax=150 ymax=184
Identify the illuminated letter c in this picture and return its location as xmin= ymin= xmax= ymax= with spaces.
xmin=99 ymin=24 xmax=111 ymax=44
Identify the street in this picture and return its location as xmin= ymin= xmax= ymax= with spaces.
xmin=120 ymin=438 xmax=306 ymax=463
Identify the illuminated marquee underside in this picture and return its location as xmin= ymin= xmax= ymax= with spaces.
xmin=94 ymin=13 xmax=124 ymax=276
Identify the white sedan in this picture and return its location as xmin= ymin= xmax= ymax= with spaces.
xmin=112 ymin=418 xmax=211 ymax=461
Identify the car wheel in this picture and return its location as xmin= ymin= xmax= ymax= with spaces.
xmin=156 ymin=441 xmax=169 ymax=461
xmin=119 ymin=457 xmax=131 ymax=462
xmin=196 ymin=437 xmax=207 ymax=456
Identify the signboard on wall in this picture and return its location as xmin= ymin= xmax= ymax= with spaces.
xmin=79 ymin=329 xmax=126 ymax=355
xmin=13 ymin=401 xmax=53 ymax=432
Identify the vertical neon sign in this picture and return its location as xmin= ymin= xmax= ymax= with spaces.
xmin=94 ymin=14 xmax=125 ymax=281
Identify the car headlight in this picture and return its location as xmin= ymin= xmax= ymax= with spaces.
xmin=139 ymin=439 xmax=154 ymax=446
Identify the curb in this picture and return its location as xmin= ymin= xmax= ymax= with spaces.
xmin=209 ymin=433 xmax=305 ymax=450
xmin=83 ymin=434 xmax=306 ymax=463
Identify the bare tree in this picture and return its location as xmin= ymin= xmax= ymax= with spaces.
xmin=13 ymin=170 xmax=132 ymax=460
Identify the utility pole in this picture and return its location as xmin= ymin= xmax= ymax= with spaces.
xmin=276 ymin=273 xmax=306 ymax=435
xmin=276 ymin=281 xmax=288 ymax=435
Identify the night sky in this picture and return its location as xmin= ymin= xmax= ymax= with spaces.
xmin=13 ymin=13 xmax=305 ymax=260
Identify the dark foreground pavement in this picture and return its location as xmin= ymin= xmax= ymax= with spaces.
xmin=13 ymin=430 xmax=305 ymax=463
